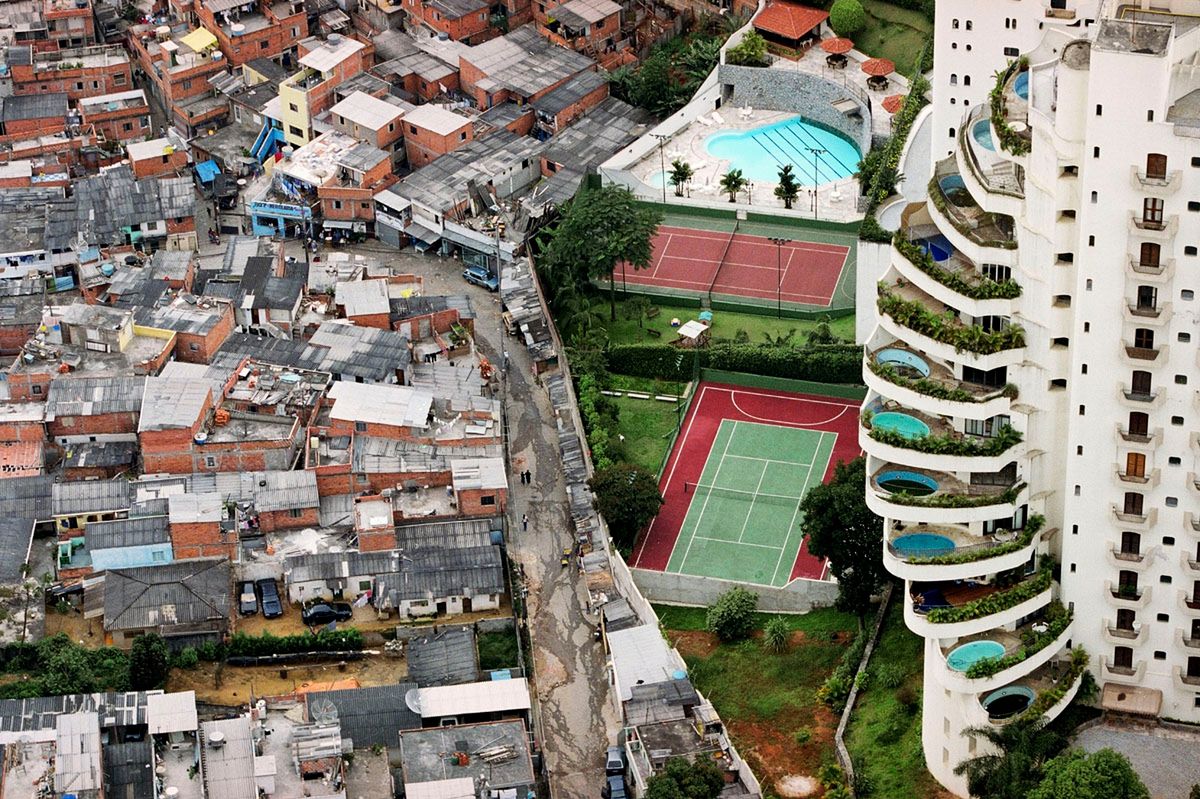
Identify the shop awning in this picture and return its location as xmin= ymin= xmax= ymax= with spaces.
xmin=405 ymin=220 xmax=441 ymax=245
xmin=323 ymin=219 xmax=366 ymax=232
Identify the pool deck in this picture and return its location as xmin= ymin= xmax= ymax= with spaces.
xmin=871 ymin=462 xmax=1020 ymax=504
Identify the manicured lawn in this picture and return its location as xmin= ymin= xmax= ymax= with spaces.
xmin=844 ymin=601 xmax=946 ymax=798
xmin=608 ymin=373 xmax=688 ymax=396
xmin=658 ymin=604 xmax=859 ymax=792
xmin=653 ymin=603 xmax=857 ymax=636
xmin=613 ymin=395 xmax=681 ymax=474
xmin=855 ymin=0 xmax=933 ymax=75
xmin=600 ymin=296 xmax=855 ymax=346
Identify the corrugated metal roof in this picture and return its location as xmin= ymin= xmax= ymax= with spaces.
xmin=254 ymin=470 xmax=319 ymax=512
xmin=54 ymin=711 xmax=102 ymax=795
xmin=138 ymin=377 xmax=211 ymax=432
xmin=328 ymin=381 xmax=431 ymax=429
xmin=103 ymin=557 xmax=230 ymax=632
xmin=304 ymin=683 xmax=420 ymax=747
xmin=411 ymin=679 xmax=530 ymax=718
xmin=45 ymin=375 xmax=146 ymax=419
xmin=406 ymin=626 xmax=478 ymax=687
xmin=86 ymin=515 xmax=170 ymax=550
xmin=52 ymin=480 xmax=131 ymax=516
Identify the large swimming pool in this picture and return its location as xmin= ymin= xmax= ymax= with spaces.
xmin=705 ymin=117 xmax=861 ymax=184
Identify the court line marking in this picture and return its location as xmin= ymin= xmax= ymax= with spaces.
xmin=675 ymin=419 xmax=736 ymax=574
xmin=691 ymin=535 xmax=784 ymax=551
xmin=721 ymin=385 xmax=859 ymax=410
xmin=625 ymin=269 xmax=835 ymax=303
xmin=723 ymin=453 xmax=815 ymax=468
xmin=734 ymin=459 xmax=769 ymax=544
xmin=771 ymin=430 xmax=825 ymax=586
xmin=730 ymin=393 xmax=854 ymax=428
xmin=655 ymin=226 xmax=852 ymax=255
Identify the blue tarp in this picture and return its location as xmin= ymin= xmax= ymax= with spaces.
xmin=195 ymin=159 xmax=221 ymax=184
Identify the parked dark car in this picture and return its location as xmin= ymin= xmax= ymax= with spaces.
xmin=256 ymin=578 xmax=283 ymax=619
xmin=238 ymin=581 xmax=258 ymax=616
xmin=462 ymin=265 xmax=499 ymax=291
xmin=605 ymin=746 xmax=626 ymax=777
xmin=602 ymin=775 xmax=627 ymax=799
xmin=301 ymin=602 xmax=354 ymax=627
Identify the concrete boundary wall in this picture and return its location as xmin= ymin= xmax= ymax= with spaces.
xmin=631 ymin=567 xmax=839 ymax=612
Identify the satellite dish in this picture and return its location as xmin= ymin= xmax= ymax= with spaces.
xmin=310 ymin=698 xmax=339 ymax=724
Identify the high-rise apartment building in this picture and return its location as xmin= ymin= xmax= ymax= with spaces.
xmin=859 ymin=0 xmax=1200 ymax=794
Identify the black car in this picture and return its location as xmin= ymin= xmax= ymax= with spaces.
xmin=301 ymin=602 xmax=354 ymax=627
xmin=602 ymin=775 xmax=627 ymax=799
xmin=256 ymin=578 xmax=283 ymax=619
xmin=238 ymin=581 xmax=258 ymax=616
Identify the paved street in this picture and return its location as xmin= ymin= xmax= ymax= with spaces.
xmin=1076 ymin=722 xmax=1200 ymax=799
xmin=305 ymin=243 xmax=615 ymax=798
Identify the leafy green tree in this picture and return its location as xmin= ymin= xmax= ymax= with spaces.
xmin=725 ymin=31 xmax=768 ymax=66
xmin=541 ymin=185 xmax=662 ymax=321
xmin=774 ymin=164 xmax=801 ymax=209
xmin=829 ymin=0 xmax=866 ymax=35
xmin=129 ymin=633 xmax=171 ymax=690
xmin=807 ymin=319 xmax=839 ymax=346
xmin=42 ymin=646 xmax=95 ymax=696
xmin=625 ymin=295 xmax=653 ymax=328
xmin=762 ymin=616 xmax=790 ymax=653
xmin=953 ymin=717 xmax=1066 ymax=799
xmin=633 ymin=50 xmax=677 ymax=116
xmin=588 ymin=463 xmax=664 ymax=549
xmin=719 ymin=169 xmax=748 ymax=203
xmin=669 ymin=159 xmax=694 ymax=197
xmin=644 ymin=755 xmax=725 ymax=799
xmin=678 ymin=37 xmax=722 ymax=85
xmin=798 ymin=456 xmax=884 ymax=624
xmin=1028 ymin=749 xmax=1149 ymax=799
xmin=705 ymin=586 xmax=757 ymax=641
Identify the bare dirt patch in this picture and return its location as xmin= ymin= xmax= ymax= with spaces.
xmin=775 ymin=774 xmax=821 ymax=798
xmin=669 ymin=629 xmax=719 ymax=659
xmin=167 ymin=654 xmax=408 ymax=706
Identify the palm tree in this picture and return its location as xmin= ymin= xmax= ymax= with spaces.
xmin=719 ymin=169 xmax=747 ymax=203
xmin=774 ymin=164 xmax=800 ymax=209
xmin=668 ymin=159 xmax=693 ymax=197
xmin=953 ymin=718 xmax=1066 ymax=799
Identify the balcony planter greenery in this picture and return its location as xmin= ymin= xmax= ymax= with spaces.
xmin=893 ymin=233 xmax=1022 ymax=300
xmin=864 ymin=415 xmax=1023 ymax=457
xmin=989 ymin=57 xmax=1031 ymax=157
xmin=881 ymin=481 xmax=1027 ymax=509
xmin=908 ymin=514 xmax=1044 ymax=566
xmin=963 ymin=598 xmax=1069 ymax=678
xmin=867 ymin=359 xmax=1018 ymax=404
xmin=1015 ymin=646 xmax=1090 ymax=725
xmin=925 ymin=563 xmax=1053 ymax=624
xmin=877 ymin=285 xmax=1026 ymax=354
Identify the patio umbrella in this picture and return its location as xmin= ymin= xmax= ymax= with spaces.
xmin=882 ymin=94 xmax=906 ymax=114
xmin=820 ymin=37 xmax=854 ymax=54
xmin=861 ymin=57 xmax=896 ymax=77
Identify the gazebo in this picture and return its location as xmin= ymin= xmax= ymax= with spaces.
xmin=820 ymin=36 xmax=853 ymax=68
xmin=752 ymin=2 xmax=829 ymax=54
xmin=862 ymin=57 xmax=896 ymax=90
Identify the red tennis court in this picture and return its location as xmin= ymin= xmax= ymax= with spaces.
xmin=615 ymin=225 xmax=850 ymax=307
xmin=630 ymin=382 xmax=862 ymax=583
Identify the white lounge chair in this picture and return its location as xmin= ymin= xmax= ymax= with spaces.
xmin=711 ymin=111 xmax=726 ymax=124
xmin=696 ymin=114 xmax=712 ymax=126
xmin=743 ymin=106 xmax=754 ymax=118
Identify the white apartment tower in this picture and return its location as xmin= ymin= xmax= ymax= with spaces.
xmin=861 ymin=0 xmax=1200 ymax=794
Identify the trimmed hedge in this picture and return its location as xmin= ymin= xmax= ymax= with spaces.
xmin=604 ymin=343 xmax=862 ymax=383
xmin=867 ymin=359 xmax=1018 ymax=404
xmin=864 ymin=416 xmax=1023 ymax=456
xmin=882 ymin=481 xmax=1026 ymax=509
xmin=226 ymin=629 xmax=364 ymax=658
xmin=989 ymin=57 xmax=1031 ymax=157
xmin=925 ymin=565 xmax=1053 ymax=624
xmin=964 ymin=598 xmax=1070 ymax=679
xmin=893 ymin=233 xmax=1022 ymax=299
xmin=907 ymin=514 xmax=1044 ymax=566
xmin=877 ymin=285 xmax=1026 ymax=354
xmin=1017 ymin=647 xmax=1089 ymax=724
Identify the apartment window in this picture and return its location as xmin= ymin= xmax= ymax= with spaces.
xmin=1154 ymin=650 xmax=1167 ymax=660
xmin=964 ymin=76 xmax=971 ymax=86
xmin=31 ymin=385 xmax=42 ymax=396
xmin=388 ymin=122 xmax=395 ymax=132
xmin=1142 ymin=197 xmax=1165 ymax=226
xmin=1172 ymin=416 xmax=1185 ymax=426
xmin=1145 ymin=153 xmax=1168 ymax=179
xmin=1079 ymin=404 xmax=1085 ymax=415
xmin=1148 ymin=110 xmax=1154 ymax=122
xmin=1131 ymin=370 xmax=1153 ymax=396
xmin=410 ymin=124 xmax=418 ymax=134
xmin=260 ymin=40 xmax=269 ymax=49
xmin=1088 ymin=235 xmax=1095 ymax=246
xmin=331 ymin=200 xmax=342 ymax=209
xmin=188 ymin=342 xmax=199 ymax=351
xmin=1096 ymin=104 xmax=1103 ymax=116
xmin=182 ymin=79 xmax=193 ymax=90
xmin=480 ymin=495 xmax=496 ymax=506
xmin=1122 ymin=492 xmax=1144 ymax=517
xmin=1140 ymin=242 xmax=1160 ymax=267
xmin=1133 ymin=328 xmax=1155 ymax=349
xmin=1188 ymin=247 xmax=1199 ymax=256
xmin=354 ymin=421 xmax=367 ymax=432
xmin=1184 ymin=290 xmax=1196 ymax=300
xmin=1180 ymin=332 xmax=1192 ymax=342
xmin=1169 ymin=457 xmax=1182 ymax=466
xmin=1085 ymin=281 xmax=1093 ymax=292
xmin=1125 ymin=452 xmax=1146 ymax=479
xmin=952 ymin=18 xmax=959 ymax=28
xmin=1081 ymin=365 xmax=1087 ymax=375
xmin=965 ymin=20 xmax=972 ymax=29
xmin=289 ymin=507 xmax=303 ymax=518
xmin=949 ymin=127 xmax=955 ymax=138
xmin=1190 ymin=202 xmax=1200 ymax=212
xmin=1136 ymin=285 xmax=1158 ymax=310
xmin=1094 ymin=146 xmax=1101 ymax=158
xmin=1116 ymin=608 xmax=1136 ymax=630
xmin=1128 ymin=411 xmax=1148 ymax=437
xmin=205 ymin=456 xmax=216 ymax=468
xmin=289 ymin=125 xmax=303 ymax=136
xmin=1004 ymin=46 xmax=1019 ymax=56
xmin=950 ymin=73 xmax=957 ymax=85
xmin=1113 ymin=645 xmax=1134 ymax=670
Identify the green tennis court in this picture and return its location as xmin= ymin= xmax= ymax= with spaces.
xmin=665 ymin=420 xmax=835 ymax=587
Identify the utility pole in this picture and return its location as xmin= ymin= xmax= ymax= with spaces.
xmin=769 ymin=237 xmax=790 ymax=319
xmin=650 ymin=133 xmax=669 ymax=204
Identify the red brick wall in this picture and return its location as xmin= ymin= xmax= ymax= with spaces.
xmin=358 ymin=527 xmax=394 ymax=551
xmin=404 ymin=0 xmax=494 ymax=42
xmin=7 ymin=372 xmax=53 ymax=403
xmin=48 ymin=411 xmax=139 ymax=441
xmin=0 ymin=323 xmax=38 ymax=356
xmin=550 ymin=79 xmax=607 ymax=129
xmin=258 ymin=506 xmax=318 ymax=533
xmin=131 ymin=149 xmax=190 ymax=179
xmin=404 ymin=117 xmax=472 ymax=168
xmin=63 ymin=464 xmax=118 ymax=480
xmin=345 ymin=312 xmax=391 ymax=330
xmin=174 ymin=306 xmax=233 ymax=364
xmin=10 ymin=60 xmax=130 ymax=103
xmin=195 ymin=3 xmax=308 ymax=66
xmin=456 ymin=486 xmax=505 ymax=516
xmin=171 ymin=520 xmax=237 ymax=560
xmin=81 ymin=106 xmax=150 ymax=142
xmin=393 ymin=307 xmax=462 ymax=339
xmin=0 ymin=420 xmax=46 ymax=443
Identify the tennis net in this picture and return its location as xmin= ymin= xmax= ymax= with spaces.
xmin=706 ymin=220 xmax=739 ymax=301
xmin=683 ymin=481 xmax=801 ymax=508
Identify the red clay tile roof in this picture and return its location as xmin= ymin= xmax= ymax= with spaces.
xmin=753 ymin=2 xmax=829 ymax=40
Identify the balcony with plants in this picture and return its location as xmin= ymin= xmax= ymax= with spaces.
xmin=1105 ymin=580 xmax=1151 ymax=608
xmin=864 ymin=343 xmax=1016 ymax=419
xmin=891 ymin=227 xmax=1021 ymax=318
xmin=989 ymin=57 xmax=1032 ymax=158
xmin=868 ymin=459 xmax=1027 ymax=523
xmin=885 ymin=514 xmax=1047 ymax=582
xmin=977 ymin=647 xmax=1089 ymax=728
xmin=904 ymin=561 xmax=1054 ymax=638
xmin=935 ymin=600 xmax=1073 ymax=692
xmin=861 ymin=405 xmax=1024 ymax=473
xmin=928 ymin=160 xmax=1019 ymax=251
xmin=876 ymin=283 xmax=1025 ymax=370
xmin=957 ymin=104 xmax=1026 ymax=218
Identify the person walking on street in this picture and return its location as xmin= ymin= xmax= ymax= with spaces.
xmin=522 ymin=513 xmax=529 ymax=531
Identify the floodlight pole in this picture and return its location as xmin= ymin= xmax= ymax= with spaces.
xmin=769 ymin=237 xmax=791 ymax=319
xmin=651 ymin=133 xmax=669 ymax=205
xmin=806 ymin=147 xmax=827 ymax=219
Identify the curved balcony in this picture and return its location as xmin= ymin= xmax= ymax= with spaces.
xmin=861 ymin=411 xmax=1025 ymax=474
xmin=1106 ymin=545 xmax=1160 ymax=572
xmin=980 ymin=653 xmax=1085 ymax=727
xmin=885 ymin=520 xmax=1046 ymax=582
xmin=956 ymin=105 xmax=1025 ymax=217
xmin=936 ymin=613 xmax=1073 ymax=694
xmin=1117 ymin=385 xmax=1164 ymax=410
xmin=1114 ymin=465 xmax=1160 ymax=489
xmin=928 ymin=162 xmax=1019 ymax=254
xmin=1120 ymin=343 xmax=1167 ymax=366
xmin=868 ymin=462 xmax=1027 ymax=524
xmin=1105 ymin=581 xmax=1152 ymax=609
xmin=1179 ymin=590 xmax=1200 ymax=616
xmin=1115 ymin=423 xmax=1160 ymax=449
xmin=1174 ymin=666 xmax=1200 ymax=690
xmin=1101 ymin=654 xmax=1145 ymax=684
xmin=1130 ymin=164 xmax=1181 ymax=196
xmin=903 ymin=570 xmax=1053 ymax=639
xmin=1123 ymin=301 xmax=1171 ymax=326
xmin=864 ymin=345 xmax=1015 ymax=420
xmin=891 ymin=228 xmax=1020 ymax=319
xmin=1128 ymin=255 xmax=1174 ymax=281
xmin=1129 ymin=212 xmax=1178 ymax=239
xmin=876 ymin=283 xmax=1025 ymax=373
xmin=1111 ymin=505 xmax=1157 ymax=529
xmin=1179 ymin=629 xmax=1200 ymax=650
xmin=1103 ymin=620 xmax=1147 ymax=646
